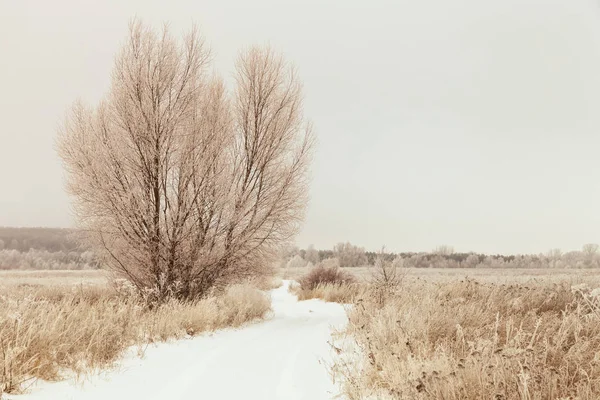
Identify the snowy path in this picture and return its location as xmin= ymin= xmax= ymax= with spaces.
xmin=8 ymin=281 xmax=348 ymax=400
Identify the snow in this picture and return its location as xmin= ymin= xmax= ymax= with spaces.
xmin=6 ymin=281 xmax=348 ymax=400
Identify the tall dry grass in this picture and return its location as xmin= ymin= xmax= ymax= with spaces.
xmin=280 ymin=266 xmax=600 ymax=285
xmin=0 ymin=270 xmax=108 ymax=288
xmin=0 ymin=282 xmax=271 ymax=394
xmin=333 ymin=279 xmax=600 ymax=399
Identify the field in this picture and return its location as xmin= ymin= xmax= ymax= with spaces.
xmin=2 ymin=281 xmax=346 ymax=400
xmin=0 ymin=269 xmax=271 ymax=395
xmin=5 ymin=266 xmax=600 ymax=289
xmin=282 ymin=266 xmax=600 ymax=400
xmin=282 ymin=266 xmax=600 ymax=284
xmin=4 ymin=267 xmax=600 ymax=399
xmin=5 ymin=267 xmax=600 ymax=288
xmin=0 ymin=270 xmax=109 ymax=287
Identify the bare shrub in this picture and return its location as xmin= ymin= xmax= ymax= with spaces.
xmin=369 ymin=253 xmax=407 ymax=306
xmin=290 ymin=261 xmax=359 ymax=303
xmin=332 ymin=280 xmax=600 ymax=399
xmin=57 ymin=21 xmax=313 ymax=301
xmin=298 ymin=262 xmax=355 ymax=291
xmin=0 ymin=284 xmax=270 ymax=394
xmin=371 ymin=256 xmax=405 ymax=288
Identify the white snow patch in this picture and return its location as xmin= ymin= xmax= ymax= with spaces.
xmin=6 ymin=280 xmax=348 ymax=400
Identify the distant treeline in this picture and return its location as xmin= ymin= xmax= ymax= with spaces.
xmin=0 ymin=227 xmax=80 ymax=252
xmin=315 ymin=250 xmax=513 ymax=265
xmin=282 ymin=243 xmax=600 ymax=269
xmin=0 ymin=227 xmax=98 ymax=270
xmin=3 ymin=228 xmax=600 ymax=270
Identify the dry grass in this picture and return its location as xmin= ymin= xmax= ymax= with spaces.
xmin=401 ymin=268 xmax=600 ymax=285
xmin=332 ymin=279 xmax=600 ymax=399
xmin=0 ymin=270 xmax=108 ymax=288
xmin=280 ymin=266 xmax=600 ymax=285
xmin=0 ymin=282 xmax=271 ymax=394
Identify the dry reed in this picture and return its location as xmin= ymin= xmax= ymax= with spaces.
xmin=0 ymin=282 xmax=271 ymax=394
xmin=332 ymin=279 xmax=600 ymax=399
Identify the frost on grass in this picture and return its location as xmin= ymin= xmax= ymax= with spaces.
xmin=332 ymin=279 xmax=600 ymax=399
xmin=0 ymin=283 xmax=270 ymax=394
xmin=2 ymin=281 xmax=346 ymax=400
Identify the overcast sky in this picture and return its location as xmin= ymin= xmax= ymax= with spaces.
xmin=2 ymin=0 xmax=600 ymax=254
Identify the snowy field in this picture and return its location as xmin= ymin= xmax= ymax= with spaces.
xmin=6 ymin=281 xmax=347 ymax=400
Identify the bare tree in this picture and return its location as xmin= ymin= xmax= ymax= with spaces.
xmin=58 ymin=21 xmax=313 ymax=301
xmin=463 ymin=254 xmax=480 ymax=268
xmin=333 ymin=242 xmax=367 ymax=268
xmin=433 ymin=245 xmax=454 ymax=256
xmin=582 ymin=244 xmax=599 ymax=268
xmin=304 ymin=244 xmax=320 ymax=265
xmin=286 ymin=255 xmax=307 ymax=269
xmin=547 ymin=248 xmax=563 ymax=268
xmin=370 ymin=248 xmax=406 ymax=306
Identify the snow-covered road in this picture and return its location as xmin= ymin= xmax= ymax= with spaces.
xmin=8 ymin=281 xmax=348 ymax=400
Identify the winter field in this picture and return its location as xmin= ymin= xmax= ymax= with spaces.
xmin=0 ymin=270 xmax=107 ymax=287
xmin=3 ymin=2 xmax=600 ymax=398
xmin=4 ymin=267 xmax=600 ymax=399
xmin=6 ymin=266 xmax=600 ymax=287
xmin=282 ymin=265 xmax=600 ymax=284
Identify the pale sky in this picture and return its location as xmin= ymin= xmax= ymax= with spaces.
xmin=2 ymin=0 xmax=600 ymax=254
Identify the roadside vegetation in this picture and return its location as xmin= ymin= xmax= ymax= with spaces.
xmin=0 ymin=282 xmax=271 ymax=394
xmin=291 ymin=259 xmax=363 ymax=303
xmin=322 ymin=260 xmax=600 ymax=399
